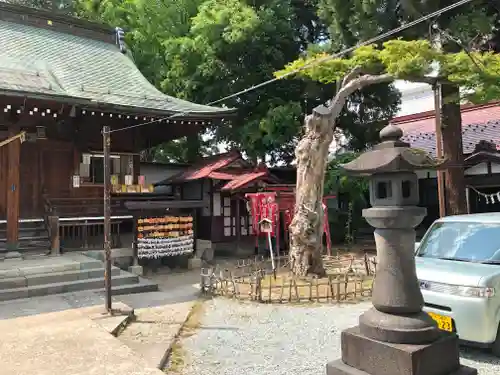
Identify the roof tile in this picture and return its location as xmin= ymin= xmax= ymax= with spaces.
xmin=392 ymin=103 xmax=500 ymax=156
xmin=0 ymin=17 xmax=234 ymax=117
xmin=221 ymin=172 xmax=268 ymax=191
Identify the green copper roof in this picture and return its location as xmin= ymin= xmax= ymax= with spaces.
xmin=0 ymin=13 xmax=234 ymax=118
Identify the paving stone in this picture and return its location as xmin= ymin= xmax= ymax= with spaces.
xmin=0 ymin=308 xmax=164 ymax=375
xmin=0 ymin=276 xmax=27 ymax=289
xmin=117 ymin=301 xmax=196 ymax=368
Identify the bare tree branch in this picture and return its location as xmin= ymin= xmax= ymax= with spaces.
xmin=315 ymin=73 xmax=394 ymax=122
xmin=341 ymin=66 xmax=364 ymax=87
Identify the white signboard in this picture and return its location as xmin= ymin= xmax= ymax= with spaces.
xmin=125 ymin=175 xmax=133 ymax=186
xmin=72 ymin=175 xmax=80 ymax=188
xmin=82 ymin=153 xmax=91 ymax=165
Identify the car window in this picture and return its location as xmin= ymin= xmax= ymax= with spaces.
xmin=417 ymin=221 xmax=500 ymax=262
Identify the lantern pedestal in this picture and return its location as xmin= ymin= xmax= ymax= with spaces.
xmin=327 ymin=125 xmax=477 ymax=375
xmin=327 ymin=327 xmax=476 ymax=375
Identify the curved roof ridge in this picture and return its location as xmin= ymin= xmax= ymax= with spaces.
xmin=0 ymin=4 xmax=236 ymax=117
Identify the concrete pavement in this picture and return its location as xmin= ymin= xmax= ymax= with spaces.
xmin=0 ymin=269 xmax=201 ymax=320
xmin=0 ymin=306 xmax=165 ymax=375
xmin=0 ymin=269 xmax=202 ymax=375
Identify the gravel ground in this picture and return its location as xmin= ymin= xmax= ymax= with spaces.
xmin=179 ymin=299 xmax=500 ymax=375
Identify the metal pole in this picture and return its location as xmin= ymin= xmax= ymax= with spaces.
xmin=103 ymin=125 xmax=112 ymax=312
xmin=434 ymin=83 xmax=446 ymax=217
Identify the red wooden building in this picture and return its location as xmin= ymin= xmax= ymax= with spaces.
xmin=154 ymin=150 xmax=281 ymax=247
xmin=0 ymin=3 xmax=234 ymax=252
xmin=392 ymin=101 xmax=500 ymax=226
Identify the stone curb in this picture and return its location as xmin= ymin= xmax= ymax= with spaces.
xmin=87 ymin=303 xmax=135 ymax=337
xmin=158 ymin=300 xmax=201 ymax=370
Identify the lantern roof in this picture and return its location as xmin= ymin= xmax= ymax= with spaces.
xmin=341 ymin=124 xmax=445 ymax=176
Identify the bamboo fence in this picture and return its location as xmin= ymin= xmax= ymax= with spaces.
xmin=201 ymin=254 xmax=376 ymax=304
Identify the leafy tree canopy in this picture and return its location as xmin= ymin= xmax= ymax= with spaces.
xmin=276 ymin=39 xmax=500 ymax=103
xmin=73 ymin=0 xmax=401 ymax=163
xmin=73 ymin=0 xmax=323 ymax=164
xmin=8 ymin=0 xmax=402 ymax=162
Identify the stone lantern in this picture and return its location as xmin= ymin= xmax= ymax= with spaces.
xmin=326 ymin=125 xmax=476 ymax=375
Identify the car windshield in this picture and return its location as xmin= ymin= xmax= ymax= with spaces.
xmin=417 ymin=221 xmax=500 ymax=263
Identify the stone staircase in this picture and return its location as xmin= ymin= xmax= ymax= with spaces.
xmin=0 ymin=253 xmax=158 ymax=302
xmin=0 ymin=219 xmax=50 ymax=254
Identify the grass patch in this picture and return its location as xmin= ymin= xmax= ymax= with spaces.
xmin=166 ymin=342 xmax=185 ymax=374
xmin=181 ymin=300 xmax=205 ymax=337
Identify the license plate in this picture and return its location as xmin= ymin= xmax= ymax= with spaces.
xmin=428 ymin=312 xmax=453 ymax=332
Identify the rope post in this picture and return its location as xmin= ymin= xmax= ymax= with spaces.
xmin=103 ymin=125 xmax=112 ymax=313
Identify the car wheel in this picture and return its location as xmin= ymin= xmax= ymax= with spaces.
xmin=492 ymin=325 xmax=500 ymax=357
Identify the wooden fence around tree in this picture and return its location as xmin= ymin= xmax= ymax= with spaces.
xmin=201 ymin=254 xmax=376 ymax=304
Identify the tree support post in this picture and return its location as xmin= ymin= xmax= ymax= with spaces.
xmin=433 ymin=83 xmax=446 ymax=217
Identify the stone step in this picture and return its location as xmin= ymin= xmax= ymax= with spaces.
xmin=95 ymin=277 xmax=159 ymax=296
xmin=0 ymin=221 xmax=46 ymax=229
xmin=0 ymin=259 xmax=104 ymax=279
xmin=0 ymin=273 xmax=140 ymax=302
xmin=0 ymin=267 xmax=122 ymax=290
xmin=0 ymin=235 xmax=49 ymax=243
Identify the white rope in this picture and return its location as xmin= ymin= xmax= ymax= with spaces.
xmin=468 ymin=186 xmax=500 ymax=204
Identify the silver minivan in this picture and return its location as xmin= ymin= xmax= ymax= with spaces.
xmin=415 ymin=213 xmax=500 ymax=356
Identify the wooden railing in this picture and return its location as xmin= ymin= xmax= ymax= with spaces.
xmin=44 ymin=196 xmax=129 ymax=217
xmin=58 ymin=216 xmax=132 ymax=250
xmin=42 ymin=194 xmax=133 ymax=251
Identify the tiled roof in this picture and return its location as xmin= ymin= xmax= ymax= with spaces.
xmin=208 ymin=171 xmax=243 ymax=180
xmin=155 ymin=151 xmax=242 ymax=185
xmin=220 ymin=171 xmax=269 ymax=191
xmin=153 ymin=150 xmax=278 ymax=191
xmin=0 ymin=4 xmax=235 ymax=117
xmin=392 ymin=102 xmax=500 ymax=156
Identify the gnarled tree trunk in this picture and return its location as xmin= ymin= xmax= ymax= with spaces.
xmin=289 ymin=71 xmax=394 ymax=277
xmin=288 ymin=113 xmax=333 ymax=277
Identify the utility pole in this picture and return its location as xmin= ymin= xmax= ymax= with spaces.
xmin=434 ymin=83 xmax=446 ymax=218
xmin=103 ymin=125 xmax=112 ymax=312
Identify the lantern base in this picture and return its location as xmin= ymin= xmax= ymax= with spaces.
xmin=359 ymin=307 xmax=440 ymax=344
xmin=326 ymin=326 xmax=476 ymax=375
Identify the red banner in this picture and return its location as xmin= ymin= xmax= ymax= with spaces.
xmin=245 ymin=192 xmax=277 ymax=237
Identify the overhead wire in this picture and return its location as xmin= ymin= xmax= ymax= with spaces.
xmin=107 ymin=0 xmax=475 ymax=134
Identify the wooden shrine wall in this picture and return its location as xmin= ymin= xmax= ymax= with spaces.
xmin=0 ymin=135 xmax=139 ymax=219
xmin=0 ymin=144 xmax=7 ymax=219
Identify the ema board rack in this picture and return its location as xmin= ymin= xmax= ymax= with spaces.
xmin=136 ymin=215 xmax=194 ymax=259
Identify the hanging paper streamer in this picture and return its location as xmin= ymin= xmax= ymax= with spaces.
xmin=136 ymin=215 xmax=194 ymax=259
xmin=469 ymin=186 xmax=500 ymax=205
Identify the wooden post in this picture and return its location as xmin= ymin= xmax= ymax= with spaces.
xmin=49 ymin=215 xmax=60 ymax=256
xmin=235 ymin=196 xmax=241 ymax=253
xmin=465 ymin=187 xmax=471 ymax=214
xmin=103 ymin=126 xmax=112 ymax=312
xmin=434 ymin=84 xmax=446 ymax=217
xmin=6 ymin=125 xmax=20 ymax=250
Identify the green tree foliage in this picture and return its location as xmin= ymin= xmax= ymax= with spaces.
xmin=73 ymin=0 xmax=324 ymax=164
xmin=316 ymin=0 xmax=498 ymax=49
xmin=276 ymin=40 xmax=500 ymax=103
xmin=73 ymin=0 xmax=401 ymax=163
xmin=4 ymin=0 xmax=73 ymax=12
xmin=324 ymin=152 xmax=368 ymax=243
xmin=315 ymin=0 xmax=499 ymax=172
